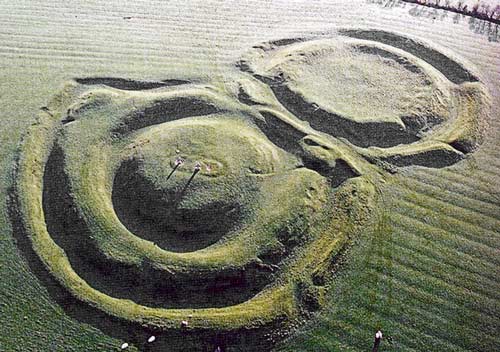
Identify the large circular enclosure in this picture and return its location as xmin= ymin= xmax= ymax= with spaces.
xmin=11 ymin=74 xmax=376 ymax=351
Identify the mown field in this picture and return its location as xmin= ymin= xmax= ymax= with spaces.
xmin=0 ymin=1 xmax=498 ymax=351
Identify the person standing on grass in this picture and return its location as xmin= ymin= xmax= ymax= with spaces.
xmin=372 ymin=330 xmax=382 ymax=352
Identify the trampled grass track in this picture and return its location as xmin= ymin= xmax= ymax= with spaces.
xmin=0 ymin=0 xmax=499 ymax=351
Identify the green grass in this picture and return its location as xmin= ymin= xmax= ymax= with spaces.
xmin=0 ymin=2 xmax=499 ymax=351
xmin=10 ymin=75 xmax=376 ymax=350
xmin=277 ymin=166 xmax=500 ymax=351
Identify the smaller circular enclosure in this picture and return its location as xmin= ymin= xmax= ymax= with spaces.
xmin=240 ymin=36 xmax=479 ymax=150
xmin=275 ymin=41 xmax=450 ymax=126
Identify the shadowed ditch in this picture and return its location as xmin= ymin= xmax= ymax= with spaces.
xmin=113 ymin=97 xmax=220 ymax=135
xmin=39 ymin=144 xmax=273 ymax=309
xmin=380 ymin=147 xmax=464 ymax=168
xmin=353 ymin=44 xmax=425 ymax=74
xmin=254 ymin=111 xmax=361 ymax=187
xmin=255 ymin=111 xmax=307 ymax=155
xmin=340 ymin=29 xmax=479 ymax=84
xmin=270 ymin=83 xmax=421 ymax=148
xmin=75 ymin=77 xmax=190 ymax=90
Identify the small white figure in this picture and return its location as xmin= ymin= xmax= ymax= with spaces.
xmin=147 ymin=335 xmax=156 ymax=343
xmin=175 ymin=156 xmax=184 ymax=167
xmin=372 ymin=330 xmax=383 ymax=352
xmin=120 ymin=342 xmax=129 ymax=350
xmin=181 ymin=320 xmax=189 ymax=328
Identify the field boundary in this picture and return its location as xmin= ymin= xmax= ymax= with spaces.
xmin=401 ymin=0 xmax=500 ymax=25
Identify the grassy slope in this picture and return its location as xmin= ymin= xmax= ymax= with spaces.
xmin=278 ymin=165 xmax=500 ymax=351
xmin=0 ymin=0 xmax=498 ymax=351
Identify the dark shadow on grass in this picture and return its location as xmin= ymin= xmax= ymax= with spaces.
xmin=379 ymin=147 xmax=464 ymax=168
xmin=75 ymin=77 xmax=190 ymax=91
xmin=269 ymin=84 xmax=420 ymax=148
xmin=339 ymin=29 xmax=479 ymax=84
xmin=256 ymin=111 xmax=307 ymax=155
xmin=112 ymin=97 xmax=220 ymax=135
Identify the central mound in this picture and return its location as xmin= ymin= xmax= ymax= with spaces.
xmin=113 ymin=117 xmax=294 ymax=252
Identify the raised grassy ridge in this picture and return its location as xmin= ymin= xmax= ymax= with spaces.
xmin=10 ymin=75 xmax=378 ymax=350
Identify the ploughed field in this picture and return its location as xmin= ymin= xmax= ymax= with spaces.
xmin=0 ymin=1 xmax=499 ymax=351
